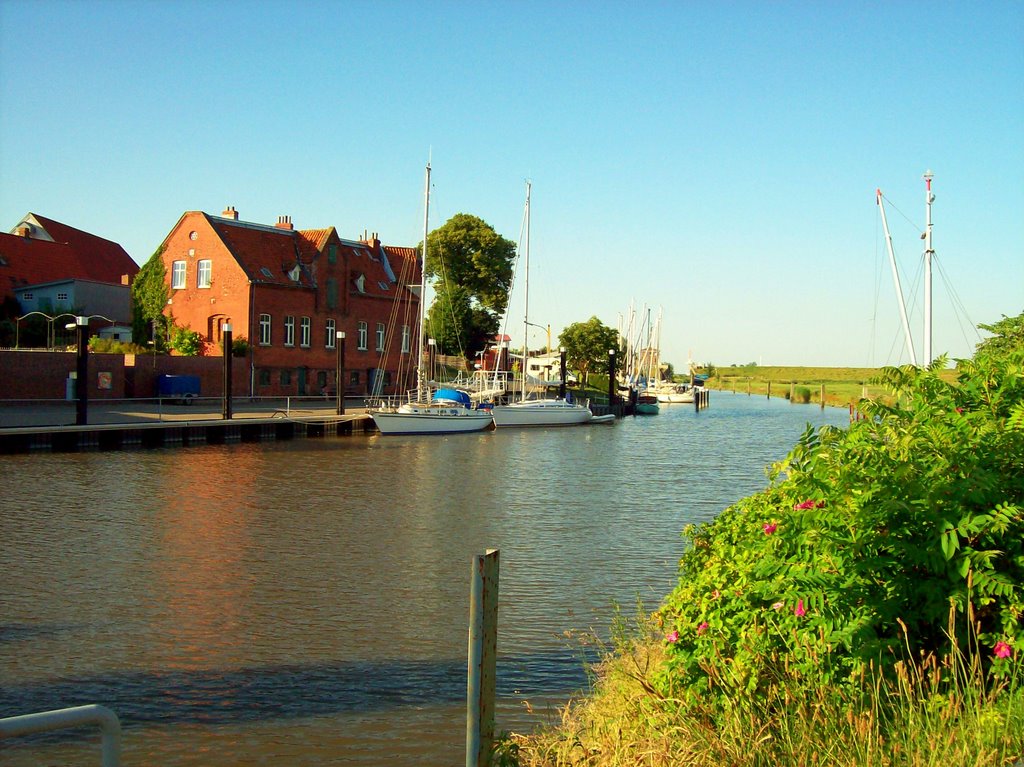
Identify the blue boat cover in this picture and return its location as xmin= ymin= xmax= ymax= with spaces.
xmin=432 ymin=388 xmax=471 ymax=407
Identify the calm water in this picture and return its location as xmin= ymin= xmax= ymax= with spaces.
xmin=1 ymin=393 xmax=849 ymax=765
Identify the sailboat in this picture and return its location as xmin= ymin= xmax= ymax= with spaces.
xmin=370 ymin=164 xmax=495 ymax=435
xmin=491 ymin=182 xmax=593 ymax=428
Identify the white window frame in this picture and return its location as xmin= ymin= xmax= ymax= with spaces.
xmin=357 ymin=321 xmax=368 ymax=351
xmin=197 ymin=259 xmax=212 ymax=289
xmin=259 ymin=314 xmax=271 ymax=345
xmin=300 ymin=316 xmax=311 ymax=348
xmin=172 ymin=261 xmax=186 ymax=289
xmin=401 ymin=324 xmax=410 ymax=354
xmin=375 ymin=322 xmax=385 ymax=352
xmin=284 ymin=315 xmax=295 ymax=347
xmin=325 ymin=319 xmax=336 ymax=349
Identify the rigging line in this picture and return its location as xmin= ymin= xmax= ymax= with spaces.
xmin=879 ymin=192 xmax=923 ymax=235
xmin=933 ymin=255 xmax=983 ymax=353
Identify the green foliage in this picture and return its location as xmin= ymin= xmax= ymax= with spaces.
xmin=657 ymin=346 xmax=1024 ymax=715
xmin=88 ymin=337 xmax=150 ymax=355
xmin=975 ymin=310 xmax=1024 ymax=363
xmin=425 ymin=213 xmax=516 ymax=317
xmin=794 ymin=385 xmax=811 ymax=403
xmin=559 ymin=316 xmax=619 ymax=385
xmin=169 ymin=326 xmax=203 ymax=356
xmin=425 ymin=281 xmax=499 ymax=360
xmin=131 ymin=245 xmax=169 ymax=350
xmin=221 ymin=335 xmax=250 ymax=358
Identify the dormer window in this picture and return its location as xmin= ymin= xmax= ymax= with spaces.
xmin=260 ymin=267 xmax=274 ymax=279
xmin=355 ymin=274 xmax=366 ymax=293
xmin=288 ymin=265 xmax=301 ymax=282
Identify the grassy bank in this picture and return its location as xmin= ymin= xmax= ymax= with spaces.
xmin=704 ymin=365 xmax=958 ymax=408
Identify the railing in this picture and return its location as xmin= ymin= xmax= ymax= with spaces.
xmin=0 ymin=704 xmax=121 ymax=766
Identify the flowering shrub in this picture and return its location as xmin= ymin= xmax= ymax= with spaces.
xmin=656 ymin=337 xmax=1024 ymax=712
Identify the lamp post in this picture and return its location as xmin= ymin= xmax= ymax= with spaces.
xmin=607 ymin=348 xmax=617 ymax=413
xmin=559 ymin=347 xmax=567 ymax=400
xmin=427 ymin=338 xmax=436 ymax=384
xmin=73 ymin=316 xmax=89 ymax=425
xmin=222 ymin=323 xmax=233 ymax=420
xmin=336 ymin=331 xmax=346 ymax=415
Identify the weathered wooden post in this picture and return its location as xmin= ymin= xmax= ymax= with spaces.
xmin=222 ymin=323 xmax=233 ymax=420
xmin=766 ymin=381 xmax=772 ymax=400
xmin=820 ymin=383 xmax=825 ymax=409
xmin=467 ymin=548 xmax=499 ymax=767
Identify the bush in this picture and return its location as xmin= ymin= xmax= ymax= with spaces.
xmin=656 ymin=349 xmax=1024 ymax=714
xmin=88 ymin=337 xmax=149 ymax=355
xmin=169 ymin=327 xmax=203 ymax=356
xmin=794 ymin=385 xmax=811 ymax=403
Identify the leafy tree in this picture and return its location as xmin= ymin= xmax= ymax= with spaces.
xmin=423 ymin=214 xmax=515 ymax=358
xmin=974 ymin=310 xmax=1024 ymax=362
xmin=131 ymin=245 xmax=169 ymax=350
xmin=559 ymin=316 xmax=619 ymax=386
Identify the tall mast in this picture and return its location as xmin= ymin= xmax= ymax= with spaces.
xmin=877 ymin=188 xmax=918 ymax=366
xmin=923 ymin=170 xmax=934 ymax=364
xmin=417 ymin=163 xmax=431 ymax=394
xmin=521 ymin=181 xmax=531 ymax=401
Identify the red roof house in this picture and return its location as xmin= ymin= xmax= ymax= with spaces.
xmin=157 ymin=207 xmax=422 ymax=397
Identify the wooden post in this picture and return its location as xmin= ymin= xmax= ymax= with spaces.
xmin=789 ymin=382 xmax=794 ymax=401
xmin=820 ymin=383 xmax=825 ymax=409
xmin=607 ymin=349 xmax=616 ymax=415
xmin=467 ymin=549 xmax=499 ymax=767
xmin=766 ymin=381 xmax=771 ymax=400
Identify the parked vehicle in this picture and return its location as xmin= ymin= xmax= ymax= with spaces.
xmin=158 ymin=374 xmax=200 ymax=405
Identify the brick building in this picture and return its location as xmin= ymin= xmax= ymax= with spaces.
xmin=158 ymin=207 xmax=421 ymax=397
xmin=1 ymin=213 xmax=139 ymax=338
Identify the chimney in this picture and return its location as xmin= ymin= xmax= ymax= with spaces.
xmin=222 ymin=206 xmax=239 ymax=221
xmin=275 ymin=215 xmax=294 ymax=231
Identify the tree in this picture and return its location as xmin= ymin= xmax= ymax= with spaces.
xmin=559 ymin=316 xmax=619 ymax=386
xmin=424 ymin=214 xmax=516 ymax=359
xmin=974 ymin=311 xmax=1024 ymax=362
xmin=131 ymin=245 xmax=169 ymax=350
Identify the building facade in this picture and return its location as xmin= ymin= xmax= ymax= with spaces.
xmin=158 ymin=208 xmax=421 ymax=398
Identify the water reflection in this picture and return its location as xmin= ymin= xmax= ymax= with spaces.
xmin=0 ymin=394 xmax=848 ymax=765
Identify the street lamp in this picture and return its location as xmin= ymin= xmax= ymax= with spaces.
xmin=524 ymin=321 xmax=551 ymax=354
xmin=68 ymin=316 xmax=89 ymax=425
xmin=427 ymin=338 xmax=436 ymax=383
xmin=336 ymin=331 xmax=346 ymax=415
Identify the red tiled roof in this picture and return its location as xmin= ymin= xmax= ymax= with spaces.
xmin=208 ymin=215 xmax=315 ymax=288
xmin=0 ymin=233 xmax=85 ymax=298
xmin=29 ymin=214 xmax=139 ymax=283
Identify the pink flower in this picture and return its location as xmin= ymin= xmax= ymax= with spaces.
xmin=794 ymin=500 xmax=825 ymax=510
xmin=772 ymin=602 xmax=784 ymax=611
xmin=697 ymin=621 xmax=709 ymax=635
xmin=666 ymin=630 xmax=680 ymax=644
xmin=994 ymin=641 xmax=1013 ymax=659
xmin=794 ymin=599 xmax=806 ymax=617
xmin=711 ymin=589 xmax=721 ymax=600
xmin=763 ymin=522 xmax=778 ymax=535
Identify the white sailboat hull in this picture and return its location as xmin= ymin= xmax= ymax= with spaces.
xmin=370 ymin=405 xmax=494 ymax=435
xmin=491 ymin=399 xmax=593 ymax=427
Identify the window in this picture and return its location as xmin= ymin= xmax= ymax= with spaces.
xmin=260 ymin=267 xmax=274 ymax=279
xmin=357 ymin=321 xmax=367 ymax=350
xmin=172 ymin=261 xmax=186 ymax=289
xmin=259 ymin=314 xmax=271 ymax=345
xmin=401 ymin=324 xmax=410 ymax=354
xmin=284 ymin=316 xmax=295 ymax=346
xmin=56 ymin=292 xmax=69 ymax=301
xmin=317 ymin=371 xmax=327 ymax=389
xmin=349 ymin=370 xmax=360 ymax=386
xmin=22 ymin=292 xmax=33 ymax=301
xmin=300 ymin=317 xmax=310 ymax=347
xmin=325 ymin=319 xmax=336 ymax=348
xmin=280 ymin=369 xmax=292 ymax=385
xmin=326 ymin=278 xmax=337 ymax=309
xmin=375 ymin=322 xmax=385 ymax=351
xmin=378 ymin=281 xmax=390 ymax=291
xmin=327 ymin=244 xmax=337 ymax=264
xmin=197 ymin=259 xmax=212 ymax=288
xmin=258 ymin=369 xmax=271 ymax=386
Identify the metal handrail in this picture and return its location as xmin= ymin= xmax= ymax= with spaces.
xmin=0 ymin=704 xmax=121 ymax=766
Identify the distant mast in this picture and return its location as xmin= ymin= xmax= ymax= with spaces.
xmin=923 ymin=170 xmax=934 ymax=364
xmin=417 ymin=163 xmax=431 ymax=395
xmin=876 ymin=187 xmax=918 ymax=366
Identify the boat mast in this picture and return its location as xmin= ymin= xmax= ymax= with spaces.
xmin=876 ymin=188 xmax=918 ymax=366
xmin=417 ymin=163 xmax=431 ymax=396
xmin=923 ymin=170 xmax=934 ymax=364
xmin=522 ymin=181 xmax=531 ymax=402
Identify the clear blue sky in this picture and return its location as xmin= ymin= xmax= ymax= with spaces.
xmin=2 ymin=0 xmax=1021 ymax=368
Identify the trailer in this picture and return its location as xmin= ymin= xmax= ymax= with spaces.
xmin=157 ymin=374 xmax=200 ymax=405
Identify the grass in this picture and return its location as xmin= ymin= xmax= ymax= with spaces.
xmin=506 ymin=614 xmax=1024 ymax=767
